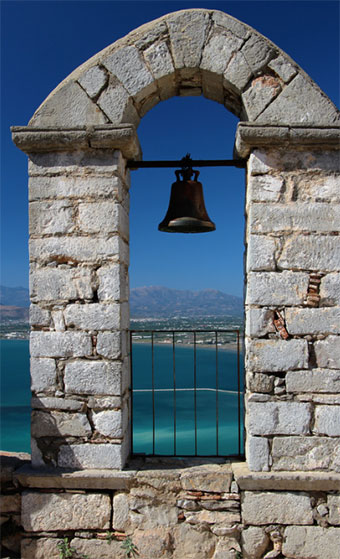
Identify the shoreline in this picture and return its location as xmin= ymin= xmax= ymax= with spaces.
xmin=132 ymin=339 xmax=240 ymax=352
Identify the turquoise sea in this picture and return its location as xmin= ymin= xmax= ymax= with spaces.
xmin=0 ymin=339 xmax=244 ymax=456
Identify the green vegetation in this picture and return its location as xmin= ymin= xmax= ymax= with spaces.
xmin=57 ymin=538 xmax=88 ymax=559
xmin=121 ymin=536 xmax=139 ymax=558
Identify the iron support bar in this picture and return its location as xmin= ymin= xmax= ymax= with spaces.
xmin=127 ymin=159 xmax=246 ymax=169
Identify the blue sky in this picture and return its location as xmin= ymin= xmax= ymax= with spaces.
xmin=1 ymin=1 xmax=339 ymax=297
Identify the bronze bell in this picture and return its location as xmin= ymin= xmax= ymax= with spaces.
xmin=158 ymin=168 xmax=216 ymax=233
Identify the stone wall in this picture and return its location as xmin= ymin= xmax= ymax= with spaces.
xmin=244 ymin=146 xmax=340 ymax=472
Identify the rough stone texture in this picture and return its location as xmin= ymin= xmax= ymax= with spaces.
xmin=31 ymin=397 xmax=84 ymax=411
xmin=98 ymin=81 xmax=141 ymax=126
xmin=247 ymin=401 xmax=311 ymax=436
xmin=285 ymin=308 xmax=340 ymax=335
xmin=58 ymin=441 xmax=128 ymax=469
xmin=30 ymin=267 xmax=93 ymax=302
xmin=268 ymin=54 xmax=297 ymax=82
xmin=278 ymin=235 xmax=340 ymax=272
xmin=30 ymin=331 xmax=92 ymax=358
xmin=97 ymin=264 xmax=128 ymax=302
xmin=282 ymin=526 xmax=340 ymax=558
xmin=320 ymin=272 xmax=340 ymax=305
xmin=242 ymin=491 xmax=313 ymax=525
xmin=245 ymin=308 xmax=275 ymax=337
xmin=144 ymin=41 xmax=174 ymax=79
xmin=328 ymin=495 xmax=340 ymax=525
xmin=247 ymin=175 xmax=284 ymax=202
xmin=31 ymin=411 xmax=92 ymax=437
xmin=78 ymin=201 xmax=128 ymax=238
xmin=242 ymin=526 xmax=269 ymax=558
xmin=181 ymin=464 xmax=232 ymax=492
xmin=29 ymin=174 xmax=127 ymax=201
xmin=246 ymin=271 xmax=310 ymax=305
xmin=172 ymin=523 xmax=215 ymax=559
xmin=246 ymin=435 xmax=269 ymax=471
xmin=241 ymin=33 xmax=275 ymax=74
xmin=201 ymin=31 xmax=243 ymax=74
xmin=242 ymin=76 xmax=281 ymax=121
xmin=21 ymin=491 xmax=110 ymax=531
xmin=314 ymin=405 xmax=340 ymax=436
xmin=77 ymin=65 xmax=108 ymax=99
xmin=64 ymin=360 xmax=124 ymax=396
xmin=30 ymin=304 xmax=51 ymax=327
xmin=96 ymin=331 xmax=126 ymax=359
xmin=103 ymin=46 xmax=155 ymax=98
xmin=272 ymin=436 xmax=340 ymax=471
xmin=224 ymin=50 xmax=252 ymax=93
xmin=167 ymin=10 xmax=210 ymax=68
xmin=30 ymin=358 xmax=57 ymax=392
xmin=72 ymin=538 xmax=126 ymax=559
xmin=246 ymin=235 xmax=276 ymax=271
xmin=64 ymin=303 xmax=121 ymax=331
xmin=21 ymin=538 xmax=61 ymax=559
xmin=29 ymin=200 xmax=74 ymax=235
xmin=246 ymin=338 xmax=309 ymax=372
xmin=250 ymin=203 xmax=340 ymax=234
xmin=92 ymin=409 xmax=125 ymax=438
xmin=286 ymin=369 xmax=340 ymax=394
xmin=315 ymin=336 xmax=340 ymax=368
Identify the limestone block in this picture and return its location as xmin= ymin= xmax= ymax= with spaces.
xmin=52 ymin=310 xmax=65 ymax=332
xmin=78 ymin=201 xmax=128 ymax=239
xmin=87 ymin=395 xmax=122 ymax=409
xmin=28 ymin=149 xmax=127 ymax=178
xmin=314 ymin=405 xmax=340 ymax=436
xmin=31 ymin=397 xmax=84 ymax=411
xmin=246 ymin=235 xmax=276 ymax=271
xmin=0 ymin=494 xmax=21 ymax=513
xmin=133 ymin=528 xmax=176 ymax=559
xmin=246 ymin=271 xmax=309 ymax=305
xmin=22 ymin=491 xmax=110 ymax=531
xmin=286 ymin=308 xmax=340 ymax=335
xmin=250 ymin=203 xmax=340 ymax=234
xmin=268 ymin=54 xmax=297 ymax=82
xmin=29 ymin=236 xmax=128 ymax=265
xmin=30 ymin=267 xmax=93 ymax=302
xmin=97 ymin=331 xmax=127 ymax=360
xmin=320 ymin=273 xmax=340 ymax=305
xmin=31 ymin=331 xmax=92 ymax=358
xmin=92 ymin=409 xmax=125 ymax=438
xmin=181 ymin=464 xmax=232 ymax=492
xmin=242 ymin=76 xmax=281 ymax=121
xmin=29 ymin=200 xmax=74 ymax=235
xmin=282 ymin=526 xmax=340 ymax=558
xmin=30 ymin=304 xmax=51 ymax=327
xmin=245 ymin=308 xmax=275 ymax=337
xmin=65 ymin=360 xmax=124 ymax=396
xmin=241 ymin=34 xmax=275 ymax=73
xmin=241 ymin=526 xmax=269 ymax=559
xmin=64 ymin=303 xmax=120 ymax=330
xmin=248 ymin=149 xmax=282 ymax=175
xmin=201 ymin=31 xmax=243 ymax=74
xmin=246 ymin=435 xmax=269 ymax=471
xmin=31 ymin=411 xmax=92 ymax=437
xmin=21 ymin=538 xmax=61 ymax=559
xmin=103 ymin=46 xmax=155 ymax=99
xmin=272 ymin=436 xmax=340 ymax=471
xmin=246 ymin=338 xmax=308 ymax=372
xmin=247 ymin=372 xmax=275 ymax=393
xmin=30 ymin=358 xmax=57 ymax=392
xmin=242 ymin=491 xmax=313 ymax=525
xmin=247 ymin=175 xmax=284 ymax=203
xmin=29 ymin=175 xmax=125 ymax=202
xmin=29 ymin=81 xmax=108 ymax=127
xmin=224 ymin=50 xmax=252 ymax=93
xmin=167 ymin=10 xmax=210 ymax=68
xmin=157 ymin=74 xmax=177 ymax=101
xmin=307 ymin=175 xmax=340 ymax=203
xmin=257 ymin=74 xmax=340 ymax=125
xmin=144 ymin=41 xmax=174 ymax=79
xmin=315 ymin=336 xmax=340 ymax=369
xmin=97 ymin=264 xmax=128 ymax=302
xmin=173 ymin=522 xmax=215 ymax=559
xmin=278 ymin=235 xmax=340 ymax=272
xmin=77 ymin=65 xmax=107 ymax=98
xmin=212 ymin=11 xmax=250 ymax=39
xmin=97 ymin=82 xmax=140 ymax=126
xmin=247 ymin=401 xmax=311 ymax=435
xmin=113 ymin=492 xmax=129 ymax=531
xmin=58 ymin=441 xmax=128 ymax=469
xmin=72 ymin=537 xmax=124 ymax=559
xmin=286 ymin=369 xmax=340 ymax=394
xmin=328 ymin=495 xmax=340 ymax=525
xmin=201 ymin=69 xmax=224 ymax=103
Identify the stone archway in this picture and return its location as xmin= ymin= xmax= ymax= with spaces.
xmin=12 ymin=8 xmax=340 ymax=472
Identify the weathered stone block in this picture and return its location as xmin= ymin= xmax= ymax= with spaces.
xmin=250 ymin=203 xmax=340 ymax=233
xmin=285 ymin=307 xmax=340 ymax=335
xmin=224 ymin=50 xmax=252 ymax=93
xmin=246 ymin=338 xmax=309 ymax=372
xmin=241 ymin=34 xmax=275 ymax=73
xmin=92 ymin=409 xmax=126 ymax=438
xmin=0 ymin=494 xmax=21 ymax=513
xmin=201 ymin=31 xmax=243 ymax=74
xmin=97 ymin=82 xmax=140 ymax=126
xmin=97 ymin=263 xmax=128 ymax=302
xmin=328 ymin=495 xmax=340 ymax=525
xmin=31 ymin=397 xmax=84 ymax=411
xmin=247 ymin=372 xmax=275 ymax=393
xmin=64 ymin=303 xmax=120 ymax=331
xmin=320 ymin=273 xmax=340 ymax=305
xmin=167 ymin=10 xmax=210 ymax=68
xmin=58 ymin=441 xmax=128 ymax=469
xmin=31 ymin=411 xmax=92 ymax=437
xmin=30 ymin=332 xmax=92 ymax=358
xmin=181 ymin=464 xmax=232 ymax=492
xmin=247 ymin=175 xmax=284 ymax=203
xmin=29 ymin=175 xmax=126 ymax=201
xmin=247 ymin=401 xmax=311 ymax=435
xmin=87 ymin=395 xmax=122 ymax=409
xmin=245 ymin=308 xmax=275 ymax=337
xmin=78 ymin=201 xmax=128 ymax=238
xmin=282 ymin=526 xmax=340 ymax=558
xmin=306 ymin=174 xmax=340 ymax=203
xmin=246 ymin=435 xmax=269 ymax=471
xmin=173 ymin=523 xmax=215 ymax=559
xmin=272 ymin=436 xmax=340 ymax=471
xmin=242 ymin=76 xmax=281 ymax=121
xmin=113 ymin=492 xmax=129 ymax=531
xmin=315 ymin=336 xmax=340 ymax=369
xmin=30 ymin=267 xmax=93 ymax=302
xmin=286 ymin=369 xmax=340 ymax=394
xmin=314 ymin=405 xmax=340 ymax=436
xmin=21 ymin=538 xmax=60 ymax=559
xmin=212 ymin=11 xmax=250 ymax=39
xmin=30 ymin=357 xmax=57 ymax=392
xmin=96 ymin=331 xmax=127 ymax=360
xmin=28 ymin=149 xmax=127 ymax=177
xmin=268 ymin=54 xmax=297 ymax=82
xmin=64 ymin=360 xmax=124 ymax=396
xmin=241 ymin=526 xmax=269 ymax=559
xmin=246 ymin=271 xmax=309 ymax=305
xmin=242 ymin=491 xmax=313 ymax=525
xmin=30 ymin=304 xmax=51 ymax=327
xmin=29 ymin=200 xmax=74 ymax=235
xmin=246 ymin=235 xmax=276 ymax=271
xmin=72 ymin=538 xmax=124 ymax=559
xmin=22 ymin=491 xmax=110 ymax=531
xmin=103 ymin=46 xmax=155 ymax=98
xmin=144 ymin=41 xmax=174 ymax=79
xmin=77 ymin=65 xmax=107 ymax=99
xmin=248 ymin=149 xmax=281 ymax=175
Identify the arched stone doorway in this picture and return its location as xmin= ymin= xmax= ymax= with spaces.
xmin=12 ymin=8 xmax=339 ymax=472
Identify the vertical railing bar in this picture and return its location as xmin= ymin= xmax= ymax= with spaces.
xmin=130 ymin=330 xmax=134 ymax=455
xmin=152 ymin=331 xmax=155 ymax=456
xmin=215 ymin=330 xmax=219 ymax=456
xmin=194 ymin=331 xmax=197 ymax=456
xmin=173 ymin=331 xmax=176 ymax=456
xmin=237 ymin=329 xmax=241 ymax=457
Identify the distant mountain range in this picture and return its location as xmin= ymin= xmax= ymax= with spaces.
xmin=0 ymin=285 xmax=243 ymax=320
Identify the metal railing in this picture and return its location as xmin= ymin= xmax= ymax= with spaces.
xmin=129 ymin=329 xmax=244 ymax=458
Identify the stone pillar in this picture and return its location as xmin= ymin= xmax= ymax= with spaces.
xmin=236 ymin=123 xmax=340 ymax=472
xmin=12 ymin=126 xmax=141 ymax=470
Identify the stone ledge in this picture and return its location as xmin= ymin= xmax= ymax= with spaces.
xmin=232 ymin=462 xmax=340 ymax=491
xmin=11 ymin=124 xmax=142 ymax=160
xmin=235 ymin=122 xmax=340 ymax=157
